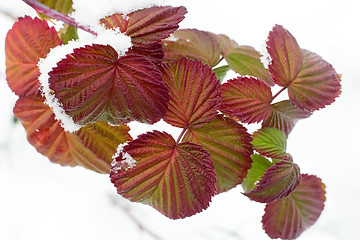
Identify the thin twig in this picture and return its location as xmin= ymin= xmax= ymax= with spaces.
xmin=110 ymin=196 xmax=163 ymax=240
xmin=0 ymin=9 xmax=17 ymax=21
xmin=176 ymin=128 xmax=187 ymax=144
xmin=272 ymin=86 xmax=287 ymax=101
xmin=22 ymin=0 xmax=97 ymax=35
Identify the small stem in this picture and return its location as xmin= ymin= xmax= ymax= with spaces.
xmin=22 ymin=0 xmax=97 ymax=35
xmin=176 ymin=128 xmax=187 ymax=144
xmin=272 ymin=86 xmax=287 ymax=101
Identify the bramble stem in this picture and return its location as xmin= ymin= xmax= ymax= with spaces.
xmin=272 ymin=86 xmax=287 ymax=101
xmin=176 ymin=128 xmax=187 ymax=144
xmin=22 ymin=0 xmax=97 ymax=35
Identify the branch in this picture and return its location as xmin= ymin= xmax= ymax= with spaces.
xmin=22 ymin=0 xmax=97 ymax=35
xmin=0 ymin=9 xmax=17 ymax=21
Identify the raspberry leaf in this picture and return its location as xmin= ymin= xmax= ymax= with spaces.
xmin=220 ymin=76 xmax=273 ymax=123
xmin=5 ymin=16 xmax=62 ymax=96
xmin=267 ymin=25 xmax=341 ymax=111
xmin=225 ymin=46 xmax=273 ymax=86
xmin=163 ymin=29 xmax=222 ymax=67
xmin=37 ymin=0 xmax=73 ymax=15
xmin=161 ymin=58 xmax=220 ymax=128
xmin=110 ymin=131 xmax=216 ymax=219
xmin=244 ymin=158 xmax=301 ymax=203
xmin=262 ymin=100 xmax=312 ymax=137
xmin=262 ymin=174 xmax=326 ymax=239
xmin=251 ymin=127 xmax=287 ymax=159
xmin=13 ymin=95 xmax=131 ymax=173
xmin=242 ymin=154 xmax=273 ymax=193
xmin=48 ymin=44 xmax=169 ymax=126
xmin=183 ymin=115 xmax=253 ymax=193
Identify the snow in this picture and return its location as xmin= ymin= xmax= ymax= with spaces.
xmin=260 ymin=42 xmax=271 ymax=69
xmin=112 ymin=143 xmax=137 ymax=171
xmin=72 ymin=0 xmax=168 ymax=27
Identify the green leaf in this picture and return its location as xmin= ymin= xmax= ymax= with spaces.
xmin=183 ymin=115 xmax=253 ymax=193
xmin=59 ymin=24 xmax=79 ymax=44
xmin=220 ymin=76 xmax=273 ymax=123
xmin=262 ymin=100 xmax=312 ymax=137
xmin=213 ymin=65 xmax=230 ymax=83
xmin=267 ymin=25 xmax=341 ymax=111
xmin=225 ymin=46 xmax=274 ymax=86
xmin=37 ymin=0 xmax=73 ymax=15
xmin=5 ymin=16 xmax=62 ymax=96
xmin=161 ymin=58 xmax=221 ymax=128
xmin=48 ymin=45 xmax=169 ymax=126
xmin=163 ymin=29 xmax=222 ymax=67
xmin=262 ymin=174 xmax=326 ymax=239
xmin=251 ymin=127 xmax=287 ymax=159
xmin=242 ymin=154 xmax=273 ymax=193
xmin=110 ymin=131 xmax=216 ymax=219
xmin=244 ymin=158 xmax=301 ymax=203
xmin=214 ymin=34 xmax=239 ymax=56
xmin=13 ymin=95 xmax=132 ymax=173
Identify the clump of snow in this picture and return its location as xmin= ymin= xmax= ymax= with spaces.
xmin=72 ymin=0 xmax=168 ymax=27
xmin=111 ymin=143 xmax=136 ymax=172
xmin=260 ymin=42 xmax=272 ymax=69
xmin=165 ymin=34 xmax=179 ymax=42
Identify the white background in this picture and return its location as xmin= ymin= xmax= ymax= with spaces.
xmin=0 ymin=0 xmax=359 ymax=239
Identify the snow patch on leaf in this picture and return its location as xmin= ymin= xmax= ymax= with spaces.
xmin=112 ymin=143 xmax=137 ymax=172
xmin=260 ymin=42 xmax=271 ymax=69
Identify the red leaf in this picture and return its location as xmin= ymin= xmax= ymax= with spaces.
xmin=267 ymin=25 xmax=303 ymax=87
xmin=48 ymin=44 xmax=169 ymax=125
xmin=288 ymin=49 xmax=342 ymax=111
xmin=267 ymin=25 xmax=341 ymax=111
xmin=262 ymin=100 xmax=312 ymax=137
xmin=262 ymin=174 xmax=326 ymax=239
xmin=220 ymin=76 xmax=273 ymax=123
xmin=100 ymin=6 xmax=186 ymax=42
xmin=13 ymin=95 xmax=132 ymax=173
xmin=110 ymin=131 xmax=216 ymax=219
xmin=183 ymin=115 xmax=253 ymax=193
xmin=244 ymin=158 xmax=301 ymax=203
xmin=161 ymin=58 xmax=221 ymax=128
xmin=5 ymin=16 xmax=62 ymax=96
xmin=162 ymin=29 xmax=222 ymax=67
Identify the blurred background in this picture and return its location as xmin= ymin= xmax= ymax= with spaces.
xmin=1 ymin=0 xmax=359 ymax=239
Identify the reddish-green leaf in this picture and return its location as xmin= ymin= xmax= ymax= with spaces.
xmin=263 ymin=100 xmax=312 ymax=137
xmin=13 ymin=95 xmax=132 ymax=173
xmin=288 ymin=49 xmax=342 ymax=111
xmin=214 ymin=34 xmax=239 ymax=57
xmin=244 ymin=158 xmax=301 ymax=203
xmin=37 ymin=0 xmax=73 ymax=15
xmin=251 ymin=127 xmax=287 ymax=159
xmin=110 ymin=131 xmax=216 ymax=219
xmin=267 ymin=25 xmax=303 ymax=87
xmin=225 ymin=46 xmax=274 ymax=86
xmin=267 ymin=25 xmax=341 ymax=111
xmin=262 ymin=174 xmax=326 ymax=239
xmin=161 ymin=58 xmax=220 ymax=128
xmin=48 ymin=44 xmax=169 ymax=125
xmin=5 ymin=16 xmax=62 ymax=96
xmin=183 ymin=115 xmax=253 ymax=193
xmin=220 ymin=76 xmax=273 ymax=123
xmin=242 ymin=154 xmax=273 ymax=192
xmin=100 ymin=6 xmax=186 ymax=42
xmin=162 ymin=29 xmax=222 ymax=67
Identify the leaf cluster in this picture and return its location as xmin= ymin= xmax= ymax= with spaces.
xmin=5 ymin=1 xmax=340 ymax=239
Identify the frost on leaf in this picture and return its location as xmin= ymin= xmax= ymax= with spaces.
xmin=101 ymin=6 xmax=186 ymax=62
xmin=262 ymin=100 xmax=312 ymax=137
xmin=13 ymin=95 xmax=132 ymax=173
xmin=220 ymin=76 xmax=273 ymax=123
xmin=251 ymin=127 xmax=287 ymax=159
xmin=48 ymin=44 xmax=169 ymax=126
xmin=5 ymin=16 xmax=62 ymax=96
xmin=224 ymin=46 xmax=274 ymax=86
xmin=110 ymin=131 xmax=216 ymax=219
xmin=262 ymin=174 xmax=326 ymax=239
xmin=244 ymin=158 xmax=301 ymax=203
xmin=161 ymin=58 xmax=221 ymax=128
xmin=162 ymin=29 xmax=222 ymax=67
xmin=183 ymin=115 xmax=253 ymax=193
xmin=267 ymin=25 xmax=341 ymax=111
